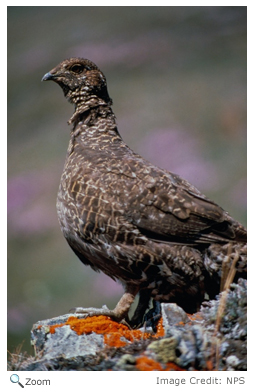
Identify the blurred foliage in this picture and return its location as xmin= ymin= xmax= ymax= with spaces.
xmin=7 ymin=6 xmax=246 ymax=353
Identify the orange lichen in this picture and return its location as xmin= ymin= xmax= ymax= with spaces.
xmin=206 ymin=360 xmax=214 ymax=371
xmin=48 ymin=315 xmax=165 ymax=348
xmin=187 ymin=312 xmax=203 ymax=322
xmin=136 ymin=356 xmax=163 ymax=371
xmin=135 ymin=356 xmax=186 ymax=371
xmin=67 ymin=315 xmax=123 ymax=335
xmin=155 ymin=317 xmax=165 ymax=338
xmin=49 ymin=322 xmax=66 ymax=334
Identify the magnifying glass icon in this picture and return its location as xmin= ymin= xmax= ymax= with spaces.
xmin=10 ymin=374 xmax=24 ymax=388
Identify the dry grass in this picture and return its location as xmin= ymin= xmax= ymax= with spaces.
xmin=7 ymin=343 xmax=28 ymax=371
xmin=210 ymin=244 xmax=240 ymax=370
xmin=7 ymin=342 xmax=37 ymax=371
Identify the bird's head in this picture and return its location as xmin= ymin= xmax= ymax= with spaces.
xmin=42 ymin=57 xmax=112 ymax=107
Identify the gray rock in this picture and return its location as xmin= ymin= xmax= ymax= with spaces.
xmin=161 ymin=303 xmax=189 ymax=334
xmin=226 ymin=355 xmax=240 ymax=371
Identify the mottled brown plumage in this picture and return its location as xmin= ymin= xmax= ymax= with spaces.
xmin=42 ymin=58 xmax=246 ymax=326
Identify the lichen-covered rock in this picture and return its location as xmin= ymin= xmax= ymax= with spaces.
xmin=31 ymin=313 xmax=105 ymax=360
xmin=161 ymin=303 xmax=190 ymax=331
xmin=15 ymin=280 xmax=246 ymax=371
xmin=147 ymin=313 xmax=216 ymax=370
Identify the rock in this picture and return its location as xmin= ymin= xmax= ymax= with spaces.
xmin=147 ymin=318 xmax=214 ymax=370
xmin=15 ymin=279 xmax=246 ymax=371
xmin=31 ymin=314 xmax=105 ymax=360
xmin=161 ymin=303 xmax=190 ymax=331
xmin=226 ymin=355 xmax=240 ymax=371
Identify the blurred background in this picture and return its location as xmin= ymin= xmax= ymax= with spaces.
xmin=7 ymin=6 xmax=246 ymax=354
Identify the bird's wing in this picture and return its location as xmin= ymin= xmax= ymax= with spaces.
xmin=124 ymin=158 xmax=243 ymax=244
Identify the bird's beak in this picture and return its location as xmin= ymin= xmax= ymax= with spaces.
xmin=41 ymin=72 xmax=54 ymax=82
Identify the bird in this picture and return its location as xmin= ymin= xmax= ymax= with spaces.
xmin=42 ymin=57 xmax=247 ymax=327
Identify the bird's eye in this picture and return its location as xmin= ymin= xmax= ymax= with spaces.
xmin=70 ymin=64 xmax=84 ymax=74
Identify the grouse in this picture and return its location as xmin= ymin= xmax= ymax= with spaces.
xmin=42 ymin=58 xmax=247 ymax=327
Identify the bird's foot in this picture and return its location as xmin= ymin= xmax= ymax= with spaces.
xmin=70 ymin=289 xmax=138 ymax=327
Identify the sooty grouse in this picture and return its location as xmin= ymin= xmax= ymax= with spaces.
xmin=42 ymin=58 xmax=247 ymax=326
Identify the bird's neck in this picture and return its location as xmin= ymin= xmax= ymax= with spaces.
xmin=67 ymin=100 xmax=122 ymax=156
xmin=68 ymin=95 xmax=113 ymax=126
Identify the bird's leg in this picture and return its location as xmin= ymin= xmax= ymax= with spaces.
xmin=143 ymin=300 xmax=162 ymax=332
xmin=129 ymin=290 xmax=152 ymax=328
xmin=129 ymin=290 xmax=162 ymax=332
xmin=70 ymin=285 xmax=139 ymax=323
